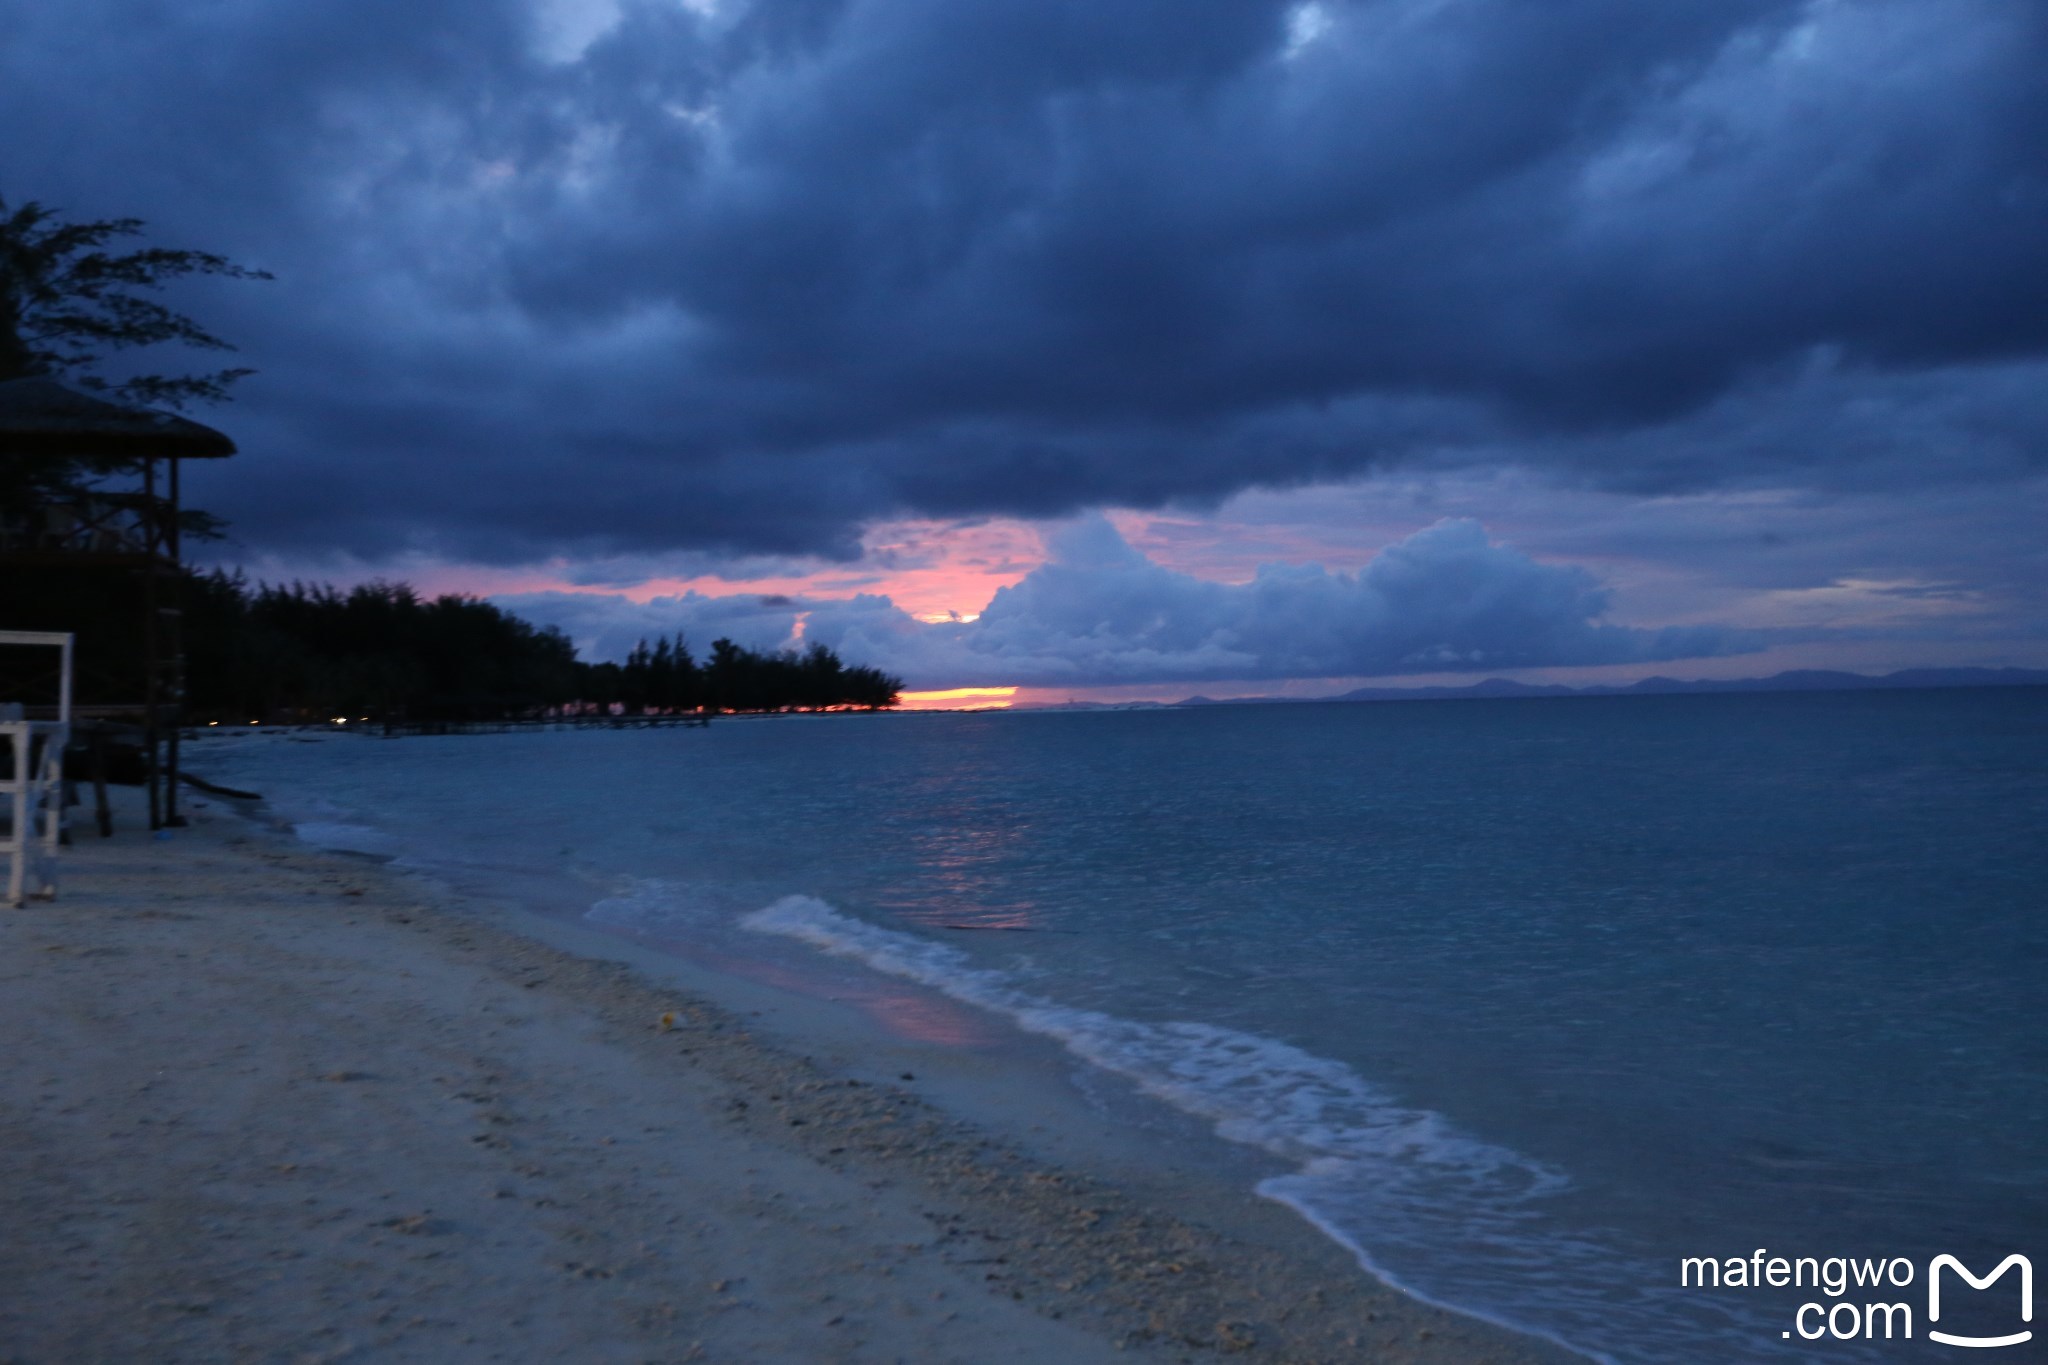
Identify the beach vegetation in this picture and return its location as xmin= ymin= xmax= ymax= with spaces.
xmin=575 ymin=631 xmax=899 ymax=717
xmin=0 ymin=195 xmax=270 ymax=406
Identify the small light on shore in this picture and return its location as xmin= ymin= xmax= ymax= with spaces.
xmin=208 ymin=720 xmax=219 ymax=726
xmin=332 ymin=717 xmax=348 ymax=724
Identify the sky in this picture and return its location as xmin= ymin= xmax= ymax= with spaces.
xmin=5 ymin=0 xmax=2045 ymax=704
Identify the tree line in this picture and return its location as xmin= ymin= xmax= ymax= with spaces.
xmin=597 ymin=633 xmax=900 ymax=714
xmin=0 ymin=569 xmax=902 ymax=721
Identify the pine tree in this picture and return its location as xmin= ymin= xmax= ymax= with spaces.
xmin=1 ymin=195 xmax=270 ymax=403
xmin=1 ymin=194 xmax=270 ymax=518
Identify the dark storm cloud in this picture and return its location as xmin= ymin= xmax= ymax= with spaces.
xmin=3 ymin=0 xmax=2044 ymax=560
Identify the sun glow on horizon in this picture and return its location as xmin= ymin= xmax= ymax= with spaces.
xmin=897 ymin=685 xmax=1017 ymax=711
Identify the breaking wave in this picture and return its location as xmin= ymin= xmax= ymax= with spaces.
xmin=736 ymin=893 xmax=1710 ymax=1364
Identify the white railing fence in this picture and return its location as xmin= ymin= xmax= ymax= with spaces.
xmin=1 ymin=631 xmax=73 ymax=907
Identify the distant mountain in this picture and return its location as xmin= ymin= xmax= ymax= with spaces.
xmin=1161 ymin=667 xmax=2048 ymax=708
xmin=1013 ymin=698 xmax=1172 ymax=712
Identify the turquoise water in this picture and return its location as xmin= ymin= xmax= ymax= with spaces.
xmin=204 ymin=689 xmax=2048 ymax=1362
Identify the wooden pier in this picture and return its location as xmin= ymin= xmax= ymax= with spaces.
xmin=374 ymin=713 xmax=713 ymax=738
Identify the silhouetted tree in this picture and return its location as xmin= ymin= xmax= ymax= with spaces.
xmin=687 ymin=636 xmax=898 ymax=712
xmin=1 ymin=195 xmax=270 ymax=526
xmin=0 ymin=195 xmax=270 ymax=403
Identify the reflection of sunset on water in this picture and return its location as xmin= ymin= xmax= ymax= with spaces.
xmin=877 ymin=780 xmax=1044 ymax=932
xmin=853 ymin=989 xmax=999 ymax=1047
xmin=604 ymin=932 xmax=1001 ymax=1047
xmin=939 ymin=910 xmax=1042 ymax=931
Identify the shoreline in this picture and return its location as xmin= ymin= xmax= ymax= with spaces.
xmin=1 ymin=786 xmax=1580 ymax=1363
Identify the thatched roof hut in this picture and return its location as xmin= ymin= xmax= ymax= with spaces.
xmin=0 ymin=376 xmax=236 ymax=460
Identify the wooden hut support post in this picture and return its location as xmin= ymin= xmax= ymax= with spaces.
xmin=0 ymin=378 xmax=237 ymax=834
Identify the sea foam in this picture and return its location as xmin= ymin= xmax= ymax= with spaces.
xmin=288 ymin=821 xmax=403 ymax=857
xmin=743 ymin=894 xmax=1550 ymax=1179
xmin=738 ymin=893 xmax=1850 ymax=1365
xmin=738 ymin=896 xmax=1622 ymax=1341
xmin=587 ymin=876 xmax=724 ymax=933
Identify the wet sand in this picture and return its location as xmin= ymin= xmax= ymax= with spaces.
xmin=0 ymin=786 xmax=1578 ymax=1364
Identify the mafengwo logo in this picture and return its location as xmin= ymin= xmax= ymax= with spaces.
xmin=1680 ymin=1250 xmax=2032 ymax=1348
xmin=1928 ymin=1255 xmax=2032 ymax=1350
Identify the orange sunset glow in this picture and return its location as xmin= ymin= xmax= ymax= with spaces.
xmin=896 ymin=686 xmax=1018 ymax=711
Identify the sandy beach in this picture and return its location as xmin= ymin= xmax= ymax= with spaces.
xmin=1 ymin=786 xmax=1576 ymax=1364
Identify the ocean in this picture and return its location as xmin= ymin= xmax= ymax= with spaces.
xmin=201 ymin=688 xmax=2047 ymax=1364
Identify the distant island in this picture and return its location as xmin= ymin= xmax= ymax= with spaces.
xmin=1018 ymin=667 xmax=2048 ymax=711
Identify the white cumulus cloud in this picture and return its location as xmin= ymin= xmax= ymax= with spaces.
xmin=834 ymin=517 xmax=1761 ymax=685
